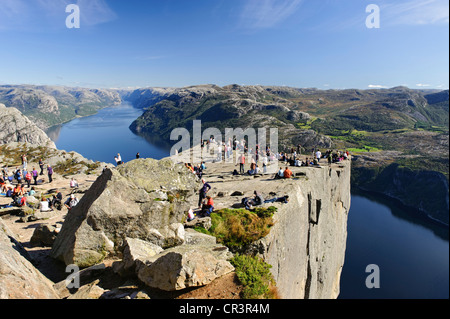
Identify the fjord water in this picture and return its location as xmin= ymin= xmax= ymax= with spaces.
xmin=47 ymin=104 xmax=449 ymax=299
xmin=339 ymin=192 xmax=448 ymax=299
xmin=46 ymin=103 xmax=171 ymax=164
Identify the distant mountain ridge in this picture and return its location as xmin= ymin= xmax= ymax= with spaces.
xmin=0 ymin=85 xmax=121 ymax=129
xmin=125 ymin=84 xmax=448 ymax=148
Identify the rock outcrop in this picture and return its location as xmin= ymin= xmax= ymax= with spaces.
xmin=0 ymin=218 xmax=60 ymax=299
xmin=257 ymin=161 xmax=351 ymax=299
xmin=187 ymin=149 xmax=352 ymax=299
xmin=51 ymin=158 xmax=200 ymax=268
xmin=0 ymin=103 xmax=56 ymax=148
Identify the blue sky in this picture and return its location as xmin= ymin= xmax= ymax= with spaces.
xmin=0 ymin=0 xmax=448 ymax=90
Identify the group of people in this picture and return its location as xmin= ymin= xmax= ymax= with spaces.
xmin=1 ymin=152 xmax=81 ymax=211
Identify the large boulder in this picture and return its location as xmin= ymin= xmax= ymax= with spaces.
xmin=51 ymin=158 xmax=200 ymax=268
xmin=137 ymin=243 xmax=234 ymax=291
xmin=0 ymin=218 xmax=60 ymax=299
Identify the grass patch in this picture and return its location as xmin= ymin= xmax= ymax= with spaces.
xmin=347 ymin=146 xmax=381 ymax=153
xmin=231 ymin=254 xmax=279 ymax=299
xmin=194 ymin=207 xmax=276 ymax=250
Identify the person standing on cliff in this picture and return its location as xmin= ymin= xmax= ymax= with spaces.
xmin=32 ymin=167 xmax=38 ymax=186
xmin=237 ymin=153 xmax=246 ymax=174
xmin=47 ymin=165 xmax=54 ymax=183
xmin=39 ymin=159 xmax=44 ymax=175
xmin=198 ymin=179 xmax=211 ymax=209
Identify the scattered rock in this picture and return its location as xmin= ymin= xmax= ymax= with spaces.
xmin=30 ymin=224 xmax=59 ymax=247
xmin=184 ymin=217 xmax=212 ymax=230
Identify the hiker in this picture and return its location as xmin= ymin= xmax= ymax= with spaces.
xmin=12 ymin=184 xmax=24 ymax=203
xmin=47 ymin=165 xmax=54 ymax=183
xmin=200 ymin=196 xmax=214 ymax=217
xmin=252 ymin=191 xmax=265 ymax=206
xmin=275 ymin=167 xmax=284 ymax=179
xmin=194 ymin=164 xmax=203 ymax=179
xmin=65 ymin=194 xmax=79 ymax=210
xmin=39 ymin=159 xmax=44 ymax=175
xmin=264 ymin=195 xmax=290 ymax=204
xmin=50 ymin=190 xmax=63 ymax=210
xmin=32 ymin=167 xmax=38 ymax=185
xmin=1 ymin=178 xmax=13 ymax=194
xmin=262 ymin=155 xmax=268 ymax=174
xmin=14 ymin=168 xmax=22 ymax=184
xmin=115 ymin=153 xmax=123 ymax=166
xmin=0 ymin=176 xmax=6 ymax=193
xmin=186 ymin=209 xmax=196 ymax=222
xmin=25 ymin=170 xmax=32 ymax=188
xmin=315 ymin=150 xmax=322 ymax=163
xmin=136 ymin=152 xmax=140 ymax=159
xmin=237 ymin=153 xmax=246 ymax=174
xmin=284 ymin=167 xmax=293 ymax=179
xmin=39 ymin=197 xmax=52 ymax=212
xmin=28 ymin=187 xmax=36 ymax=197
xmin=70 ymin=178 xmax=79 ymax=188
xmin=198 ymin=179 xmax=211 ymax=208
xmin=22 ymin=154 xmax=28 ymax=170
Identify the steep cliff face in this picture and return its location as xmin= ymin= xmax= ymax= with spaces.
xmin=257 ymin=160 xmax=351 ymax=299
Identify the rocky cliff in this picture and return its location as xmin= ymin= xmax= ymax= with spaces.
xmin=169 ymin=149 xmax=352 ymax=299
xmin=0 ymin=218 xmax=59 ymax=299
xmin=0 ymin=85 xmax=121 ymax=129
xmin=0 ymin=103 xmax=56 ymax=148
xmin=257 ymin=160 xmax=351 ymax=299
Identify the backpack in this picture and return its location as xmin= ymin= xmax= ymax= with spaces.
xmin=6 ymin=189 xmax=12 ymax=197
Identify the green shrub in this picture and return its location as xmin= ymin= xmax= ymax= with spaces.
xmin=231 ymin=254 xmax=277 ymax=299
xmin=197 ymin=207 xmax=276 ymax=250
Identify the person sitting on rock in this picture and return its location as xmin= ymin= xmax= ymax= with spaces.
xmin=64 ymin=194 xmax=79 ymax=211
xmin=39 ymin=197 xmax=52 ymax=212
xmin=274 ymin=167 xmax=284 ymax=179
xmin=284 ymin=167 xmax=293 ymax=179
xmin=200 ymin=196 xmax=214 ymax=217
xmin=50 ymin=190 xmax=63 ymax=210
xmin=70 ymin=178 xmax=79 ymax=188
xmin=186 ymin=209 xmax=196 ymax=222
xmin=12 ymin=184 xmax=24 ymax=202
xmin=252 ymin=191 xmax=264 ymax=207
xmin=198 ymin=179 xmax=211 ymax=208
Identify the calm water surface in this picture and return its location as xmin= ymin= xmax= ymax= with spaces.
xmin=47 ymin=104 xmax=449 ymax=299
xmin=46 ymin=103 xmax=170 ymax=164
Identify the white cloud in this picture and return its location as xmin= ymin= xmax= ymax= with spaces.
xmin=368 ymin=84 xmax=388 ymax=88
xmin=238 ymin=0 xmax=303 ymax=29
xmin=382 ymin=0 xmax=449 ymax=26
